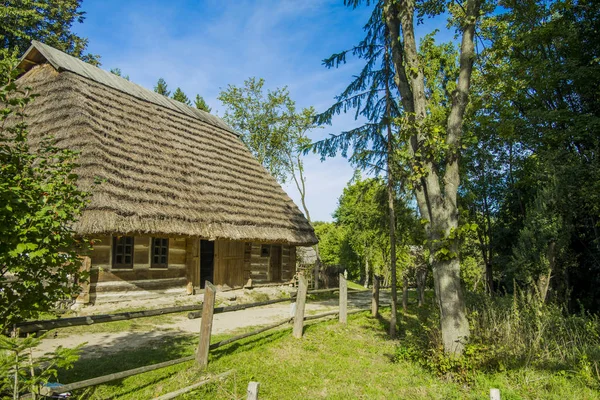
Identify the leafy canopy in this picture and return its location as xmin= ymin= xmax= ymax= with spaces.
xmin=0 ymin=0 xmax=99 ymax=64
xmin=218 ymin=77 xmax=316 ymax=184
xmin=0 ymin=51 xmax=92 ymax=330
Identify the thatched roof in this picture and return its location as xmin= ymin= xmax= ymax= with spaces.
xmin=17 ymin=41 xmax=318 ymax=246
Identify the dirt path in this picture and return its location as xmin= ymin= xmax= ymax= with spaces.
xmin=35 ymin=289 xmax=384 ymax=359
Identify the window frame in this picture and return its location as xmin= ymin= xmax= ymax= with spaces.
xmin=112 ymin=236 xmax=134 ymax=269
xmin=151 ymin=237 xmax=169 ymax=269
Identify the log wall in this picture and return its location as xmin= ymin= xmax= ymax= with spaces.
xmin=88 ymin=235 xmax=188 ymax=303
xmin=87 ymin=236 xmax=298 ymax=302
xmin=248 ymin=243 xmax=296 ymax=283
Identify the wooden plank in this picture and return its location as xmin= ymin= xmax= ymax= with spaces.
xmin=187 ymin=297 xmax=291 ymax=319
xmin=153 ymin=371 xmax=233 ymax=400
xmin=372 ymin=275 xmax=380 ymax=317
xmin=196 ymin=281 xmax=216 ymax=368
xmin=40 ymin=356 xmax=196 ymax=396
xmin=17 ymin=304 xmax=203 ymax=334
xmin=339 ymin=273 xmax=347 ymax=324
xmin=247 ymin=382 xmax=260 ymax=400
xmin=293 ymin=274 xmax=307 ymax=338
xmin=490 ymin=389 xmax=501 ymax=400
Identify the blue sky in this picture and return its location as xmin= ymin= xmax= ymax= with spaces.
xmin=73 ymin=0 xmax=449 ymax=222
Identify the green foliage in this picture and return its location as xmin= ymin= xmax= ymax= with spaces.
xmin=171 ymin=87 xmax=191 ymax=106
xmin=109 ymin=67 xmax=129 ymax=81
xmin=0 ymin=0 xmax=99 ymax=65
xmin=0 ymin=50 xmax=92 ymax=330
xmin=194 ymin=94 xmax=211 ymax=113
xmin=0 ymin=333 xmax=81 ymax=398
xmin=218 ymin=77 xmax=316 ymax=185
xmin=458 ymin=0 xmax=600 ymax=308
xmin=318 ymin=173 xmax=419 ymax=284
xmin=154 ymin=78 xmax=170 ymax=97
xmin=396 ymin=290 xmax=600 ymax=389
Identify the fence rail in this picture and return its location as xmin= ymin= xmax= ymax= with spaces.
xmin=40 ymin=274 xmax=374 ymax=397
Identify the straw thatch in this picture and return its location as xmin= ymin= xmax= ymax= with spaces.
xmin=16 ymin=41 xmax=317 ymax=246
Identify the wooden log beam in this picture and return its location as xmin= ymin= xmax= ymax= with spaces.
xmin=372 ymin=275 xmax=380 ymax=317
xmin=339 ymin=273 xmax=347 ymax=324
xmin=16 ymin=304 xmax=204 ymax=334
xmin=152 ymin=370 xmax=233 ymax=400
xmin=196 ymin=281 xmax=216 ymax=368
xmin=40 ymin=356 xmax=196 ymax=396
xmin=187 ymin=297 xmax=290 ymax=320
xmin=293 ymin=274 xmax=308 ymax=338
xmin=247 ymin=381 xmax=260 ymax=400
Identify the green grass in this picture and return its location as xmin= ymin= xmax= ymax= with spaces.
xmin=54 ymin=306 xmax=599 ymax=400
xmin=347 ymin=280 xmax=366 ymax=291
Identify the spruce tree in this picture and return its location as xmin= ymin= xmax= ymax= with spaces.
xmin=311 ymin=2 xmax=403 ymax=337
xmin=194 ymin=94 xmax=212 ymax=113
xmin=0 ymin=0 xmax=99 ymax=64
xmin=154 ymin=78 xmax=170 ymax=97
xmin=172 ymin=87 xmax=191 ymax=106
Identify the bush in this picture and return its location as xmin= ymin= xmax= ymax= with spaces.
xmin=394 ymin=291 xmax=600 ymax=389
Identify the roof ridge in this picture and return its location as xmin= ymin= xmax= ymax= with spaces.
xmin=19 ymin=40 xmax=237 ymax=136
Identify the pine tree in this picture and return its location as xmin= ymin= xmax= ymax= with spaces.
xmin=154 ymin=78 xmax=170 ymax=97
xmin=311 ymin=2 xmax=403 ymax=337
xmin=172 ymin=88 xmax=191 ymax=106
xmin=0 ymin=0 xmax=99 ymax=64
xmin=110 ymin=68 xmax=129 ymax=81
xmin=194 ymin=94 xmax=212 ymax=113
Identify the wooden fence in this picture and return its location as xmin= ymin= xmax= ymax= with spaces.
xmin=37 ymin=273 xmax=371 ymax=398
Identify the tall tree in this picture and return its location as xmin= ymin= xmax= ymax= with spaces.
xmin=0 ymin=0 xmax=99 ymax=64
xmin=219 ymin=78 xmax=321 ymax=281
xmin=312 ymin=1 xmax=403 ymax=336
xmin=474 ymin=0 xmax=600 ymax=309
xmin=376 ymin=0 xmax=483 ymax=354
xmin=154 ymin=78 xmax=170 ymax=97
xmin=172 ymin=87 xmax=191 ymax=106
xmin=218 ymin=77 xmax=316 ymax=216
xmin=194 ymin=94 xmax=212 ymax=113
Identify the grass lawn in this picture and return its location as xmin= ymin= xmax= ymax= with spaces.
xmin=56 ymin=304 xmax=599 ymax=400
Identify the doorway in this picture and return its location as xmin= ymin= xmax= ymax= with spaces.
xmin=270 ymin=245 xmax=282 ymax=282
xmin=200 ymin=240 xmax=214 ymax=288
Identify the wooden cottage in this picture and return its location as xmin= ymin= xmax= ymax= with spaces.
xmin=17 ymin=41 xmax=318 ymax=303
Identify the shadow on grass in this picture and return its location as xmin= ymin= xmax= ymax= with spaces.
xmin=60 ymin=332 xmax=197 ymax=384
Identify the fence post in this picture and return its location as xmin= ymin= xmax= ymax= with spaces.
xmin=196 ymin=281 xmax=216 ymax=368
xmin=247 ymin=381 xmax=260 ymax=400
xmin=371 ymin=275 xmax=379 ymax=317
xmin=293 ymin=274 xmax=308 ymax=338
xmin=490 ymin=388 xmax=500 ymax=400
xmin=339 ymin=273 xmax=347 ymax=324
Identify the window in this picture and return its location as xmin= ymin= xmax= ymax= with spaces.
xmin=261 ymin=244 xmax=270 ymax=257
xmin=112 ymin=236 xmax=134 ymax=269
xmin=151 ymin=238 xmax=169 ymax=268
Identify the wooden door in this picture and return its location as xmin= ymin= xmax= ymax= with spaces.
xmin=214 ymin=240 xmax=245 ymax=287
xmin=270 ymin=245 xmax=282 ymax=282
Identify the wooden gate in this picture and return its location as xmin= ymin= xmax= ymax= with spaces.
xmin=214 ymin=240 xmax=245 ymax=287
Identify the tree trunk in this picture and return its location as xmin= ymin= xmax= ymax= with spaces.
xmin=432 ymin=257 xmax=470 ymax=354
xmin=416 ymin=265 xmax=428 ymax=307
xmin=388 ymin=175 xmax=398 ymax=338
xmin=384 ymin=0 xmax=480 ymax=354
xmin=402 ymin=274 xmax=409 ymax=311
xmin=537 ymin=241 xmax=555 ymax=303
xmin=364 ymin=256 xmax=370 ymax=288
